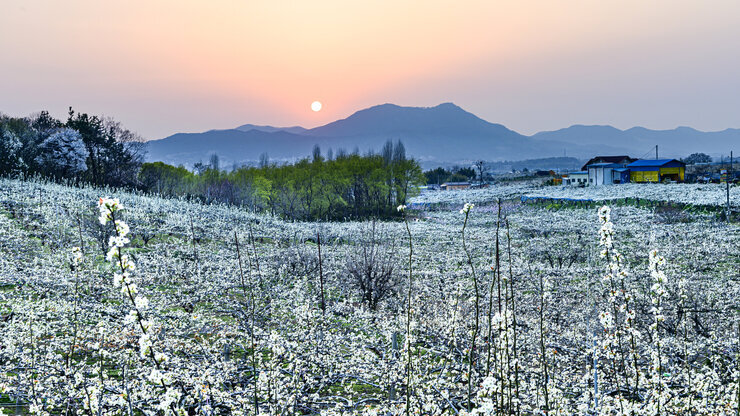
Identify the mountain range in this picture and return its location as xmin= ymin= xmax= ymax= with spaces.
xmin=145 ymin=103 xmax=738 ymax=168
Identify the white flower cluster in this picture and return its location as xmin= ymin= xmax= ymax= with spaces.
xmin=98 ymin=196 xmax=177 ymax=397
xmin=649 ymin=249 xmax=668 ymax=307
xmin=647 ymin=248 xmax=670 ymax=414
xmin=595 ymin=205 xmax=642 ymax=414
xmin=70 ymin=246 xmax=83 ymax=266
xmin=97 ymin=197 xmax=121 ymax=225
xmin=459 ymin=202 xmax=474 ymax=215
xmin=397 ymin=204 xmax=407 ymax=212
xmin=597 ymin=206 xmax=614 ymax=255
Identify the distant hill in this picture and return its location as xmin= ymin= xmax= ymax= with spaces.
xmin=306 ymin=103 xmax=514 ymax=138
xmin=533 ymin=125 xmax=739 ymax=158
xmin=303 ymin=103 xmax=582 ymax=162
xmin=146 ymin=129 xmax=317 ymax=167
xmin=235 ymin=124 xmax=308 ymax=135
xmin=145 ymin=103 xmax=738 ymax=167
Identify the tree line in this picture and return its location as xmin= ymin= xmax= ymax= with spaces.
xmin=0 ymin=108 xmax=144 ymax=186
xmin=1 ymin=110 xmax=424 ymax=220
xmin=140 ymin=141 xmax=424 ymax=220
xmin=424 ymin=165 xmax=480 ymax=185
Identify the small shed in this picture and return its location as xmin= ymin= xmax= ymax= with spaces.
xmin=441 ymin=181 xmax=471 ymax=190
xmin=612 ymin=168 xmax=630 ymax=184
xmin=627 ymin=159 xmax=686 ymax=183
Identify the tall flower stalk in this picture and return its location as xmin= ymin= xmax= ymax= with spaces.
xmin=97 ymin=197 xmax=181 ymax=414
xmin=460 ymin=202 xmax=478 ymax=412
xmin=486 ymin=199 xmax=501 ymax=378
xmin=398 ymin=204 xmax=414 ymax=416
xmin=538 ymin=268 xmax=550 ymax=412
xmin=596 ymin=205 xmax=637 ymax=414
xmin=647 ymin=249 xmax=669 ymax=415
xmin=505 ymin=218 xmax=520 ymax=415
xmin=234 ymin=231 xmax=259 ymax=415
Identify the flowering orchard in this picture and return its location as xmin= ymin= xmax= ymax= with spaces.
xmin=413 ymin=182 xmax=739 ymax=209
xmin=1 ymin=177 xmax=738 ymax=415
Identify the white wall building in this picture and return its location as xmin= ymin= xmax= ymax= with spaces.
xmin=562 ymin=171 xmax=588 ymax=186
xmin=587 ymin=163 xmax=621 ymax=186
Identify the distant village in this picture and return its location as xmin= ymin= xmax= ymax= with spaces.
xmin=424 ymin=152 xmax=738 ymax=191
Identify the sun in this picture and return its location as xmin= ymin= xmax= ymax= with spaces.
xmin=311 ymin=101 xmax=322 ymax=112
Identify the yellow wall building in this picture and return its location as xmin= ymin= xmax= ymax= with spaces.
xmin=627 ymin=159 xmax=686 ymax=183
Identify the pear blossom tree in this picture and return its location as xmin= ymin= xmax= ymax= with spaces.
xmin=0 ymin=176 xmax=738 ymax=415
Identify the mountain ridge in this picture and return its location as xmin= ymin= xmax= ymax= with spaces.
xmin=145 ymin=103 xmax=738 ymax=167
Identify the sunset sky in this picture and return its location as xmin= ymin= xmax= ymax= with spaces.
xmin=2 ymin=0 xmax=739 ymax=139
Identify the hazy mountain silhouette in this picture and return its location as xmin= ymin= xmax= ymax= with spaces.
xmin=302 ymin=103 xmax=580 ymax=162
xmin=534 ymin=125 xmax=738 ymax=158
xmin=145 ymin=103 xmax=738 ymax=167
xmin=146 ymin=129 xmax=318 ymax=167
xmin=306 ymin=103 xmax=515 ymax=138
xmin=235 ymin=124 xmax=308 ymax=135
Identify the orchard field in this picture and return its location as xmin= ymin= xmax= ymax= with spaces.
xmin=1 ymin=178 xmax=738 ymax=415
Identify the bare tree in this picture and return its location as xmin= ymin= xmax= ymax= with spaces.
xmin=475 ymin=160 xmax=485 ymax=187
xmin=345 ymin=222 xmax=398 ymax=310
xmin=259 ymin=152 xmax=270 ymax=168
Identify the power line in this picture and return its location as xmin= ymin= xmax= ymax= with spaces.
xmin=637 ymin=145 xmax=658 ymax=160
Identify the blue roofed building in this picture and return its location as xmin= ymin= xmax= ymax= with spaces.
xmin=627 ymin=159 xmax=686 ymax=183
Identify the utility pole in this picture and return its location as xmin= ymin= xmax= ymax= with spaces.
xmin=656 ymin=145 xmax=658 ymax=159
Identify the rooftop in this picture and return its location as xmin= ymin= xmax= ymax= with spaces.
xmin=581 ymin=155 xmax=636 ymax=170
xmin=627 ymin=159 xmax=685 ymax=167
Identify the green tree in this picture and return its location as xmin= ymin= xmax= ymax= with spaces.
xmin=424 ymin=167 xmax=451 ymax=185
xmin=683 ymin=153 xmax=712 ymax=165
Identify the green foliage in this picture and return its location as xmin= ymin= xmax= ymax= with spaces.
xmin=683 ymin=152 xmax=712 ymax=165
xmin=423 ymin=166 xmax=477 ymax=185
xmin=456 ymin=167 xmax=476 ymax=179
xmin=424 ymin=167 xmax=451 ymax=185
xmin=139 ymin=162 xmax=194 ymax=197
xmin=142 ymin=152 xmax=424 ymax=220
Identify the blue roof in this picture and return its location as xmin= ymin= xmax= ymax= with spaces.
xmin=627 ymin=159 xmax=684 ymax=167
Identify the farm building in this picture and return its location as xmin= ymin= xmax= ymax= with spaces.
xmin=627 ymin=159 xmax=686 ymax=183
xmin=613 ymin=168 xmax=630 ymax=184
xmin=581 ymin=155 xmax=636 ymax=171
xmin=587 ymin=163 xmax=624 ymax=186
xmin=562 ymin=171 xmax=588 ymax=186
xmin=440 ymin=181 xmax=471 ymax=190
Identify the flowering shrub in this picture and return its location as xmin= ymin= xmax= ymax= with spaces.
xmin=0 ymin=177 xmax=738 ymax=415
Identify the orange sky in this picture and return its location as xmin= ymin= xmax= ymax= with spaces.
xmin=1 ymin=0 xmax=739 ymax=139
